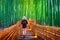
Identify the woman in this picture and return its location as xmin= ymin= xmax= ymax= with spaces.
xmin=21 ymin=16 xmax=28 ymax=35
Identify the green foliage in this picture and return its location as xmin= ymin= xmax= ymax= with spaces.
xmin=0 ymin=0 xmax=60 ymax=27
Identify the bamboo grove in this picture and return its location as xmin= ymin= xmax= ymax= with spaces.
xmin=0 ymin=0 xmax=60 ymax=27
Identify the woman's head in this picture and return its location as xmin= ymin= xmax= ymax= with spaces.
xmin=22 ymin=16 xmax=27 ymax=20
